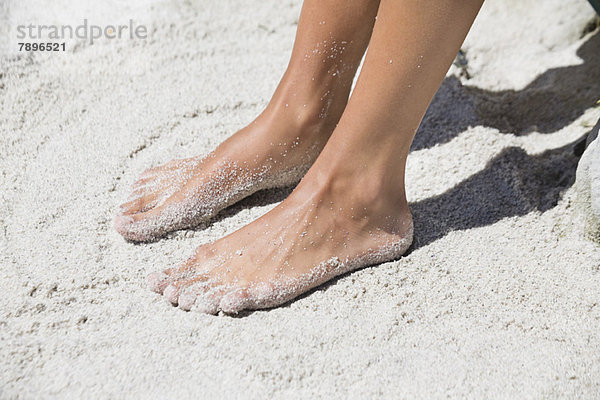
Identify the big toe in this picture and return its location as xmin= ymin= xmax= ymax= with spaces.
xmin=219 ymin=288 xmax=253 ymax=314
xmin=119 ymin=193 xmax=160 ymax=216
xmin=114 ymin=205 xmax=168 ymax=242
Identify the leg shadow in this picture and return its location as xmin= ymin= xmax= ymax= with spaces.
xmin=412 ymin=29 xmax=600 ymax=150
xmin=410 ymin=139 xmax=583 ymax=250
xmin=228 ymin=139 xmax=585 ymax=317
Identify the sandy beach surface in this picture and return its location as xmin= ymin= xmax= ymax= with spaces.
xmin=2 ymin=0 xmax=600 ymax=398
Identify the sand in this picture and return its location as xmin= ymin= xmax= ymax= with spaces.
xmin=1 ymin=0 xmax=600 ymax=398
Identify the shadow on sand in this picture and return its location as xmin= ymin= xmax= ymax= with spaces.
xmin=167 ymin=31 xmax=598 ymax=253
xmin=409 ymin=142 xmax=582 ymax=250
xmin=411 ymin=30 xmax=600 ymax=151
xmin=232 ymin=139 xmax=583 ymax=317
xmin=222 ymin=30 xmax=600 ymax=317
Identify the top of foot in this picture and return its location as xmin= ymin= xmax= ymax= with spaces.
xmin=115 ymin=100 xmax=338 ymax=242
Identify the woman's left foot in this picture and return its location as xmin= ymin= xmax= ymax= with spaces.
xmin=146 ymin=162 xmax=413 ymax=314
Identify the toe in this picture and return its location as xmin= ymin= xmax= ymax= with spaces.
xmin=114 ymin=204 xmax=169 ymax=242
xmin=119 ymin=198 xmax=140 ymax=215
xmin=114 ymin=214 xmax=136 ymax=238
xmin=146 ymin=272 xmax=170 ymax=294
xmin=146 ymin=249 xmax=218 ymax=295
xmin=139 ymin=159 xmax=185 ymax=180
xmin=139 ymin=166 xmax=164 ymax=181
xmin=177 ymin=279 xmax=216 ymax=311
xmin=163 ymin=284 xmax=180 ymax=305
xmin=130 ymin=175 xmax=171 ymax=197
xmin=163 ymin=274 xmax=213 ymax=306
xmin=119 ymin=193 xmax=159 ymax=216
xmin=177 ymin=279 xmax=213 ymax=311
xmin=193 ymin=286 xmax=229 ymax=315
xmin=177 ymin=290 xmax=198 ymax=311
xmin=115 ymin=188 xmax=205 ymax=241
xmin=131 ymin=176 xmax=153 ymax=190
xmin=220 ymin=288 xmax=253 ymax=314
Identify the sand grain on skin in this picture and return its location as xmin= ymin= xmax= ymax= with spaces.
xmin=1 ymin=0 xmax=600 ymax=398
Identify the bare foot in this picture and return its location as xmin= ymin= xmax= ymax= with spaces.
xmin=113 ymin=0 xmax=378 ymax=242
xmin=114 ymin=95 xmax=340 ymax=242
xmin=146 ymin=162 xmax=413 ymax=314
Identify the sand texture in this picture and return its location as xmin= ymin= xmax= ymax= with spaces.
xmin=2 ymin=0 xmax=600 ymax=398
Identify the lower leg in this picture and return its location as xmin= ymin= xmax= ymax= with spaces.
xmin=262 ymin=0 xmax=382 ymax=135
xmin=150 ymin=0 xmax=484 ymax=313
xmin=310 ymin=0 xmax=485 ymax=208
xmin=115 ymin=0 xmax=380 ymax=242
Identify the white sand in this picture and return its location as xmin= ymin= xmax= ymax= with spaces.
xmin=2 ymin=0 xmax=600 ymax=398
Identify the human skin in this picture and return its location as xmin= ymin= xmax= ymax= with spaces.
xmin=114 ymin=0 xmax=381 ymax=242
xmin=139 ymin=0 xmax=485 ymax=314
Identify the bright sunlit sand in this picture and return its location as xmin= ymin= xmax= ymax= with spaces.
xmin=1 ymin=0 xmax=600 ymax=397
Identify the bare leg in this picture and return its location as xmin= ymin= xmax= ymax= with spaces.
xmin=115 ymin=0 xmax=380 ymax=242
xmin=149 ymin=0 xmax=484 ymax=314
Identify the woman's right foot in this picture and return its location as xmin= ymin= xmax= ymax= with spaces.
xmin=115 ymin=83 xmax=344 ymax=242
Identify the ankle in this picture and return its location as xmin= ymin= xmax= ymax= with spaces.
xmin=264 ymin=70 xmax=350 ymax=135
xmin=298 ymin=160 xmax=410 ymax=227
xmin=263 ymin=96 xmax=338 ymax=138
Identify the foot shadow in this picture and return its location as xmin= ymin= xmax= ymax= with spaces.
xmin=217 ymin=31 xmax=599 ymax=317
xmin=412 ymin=29 xmax=600 ymax=151
xmin=226 ymin=138 xmax=584 ymax=317
xmin=409 ymin=139 xmax=582 ymax=250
